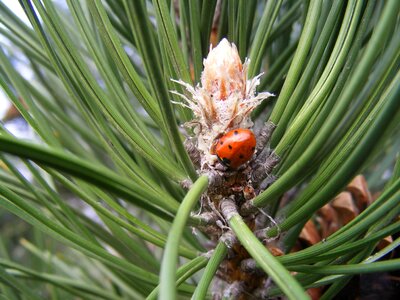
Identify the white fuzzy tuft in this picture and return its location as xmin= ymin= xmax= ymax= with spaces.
xmin=172 ymin=39 xmax=274 ymax=168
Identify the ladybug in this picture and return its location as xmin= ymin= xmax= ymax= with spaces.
xmin=211 ymin=129 xmax=256 ymax=169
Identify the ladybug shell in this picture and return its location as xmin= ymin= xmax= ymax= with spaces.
xmin=213 ymin=129 xmax=256 ymax=169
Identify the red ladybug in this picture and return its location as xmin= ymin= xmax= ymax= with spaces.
xmin=211 ymin=129 xmax=256 ymax=169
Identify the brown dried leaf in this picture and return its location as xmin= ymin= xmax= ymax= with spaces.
xmin=210 ymin=28 xmax=219 ymax=47
xmin=347 ymin=175 xmax=372 ymax=210
xmin=332 ymin=191 xmax=359 ymax=225
xmin=3 ymin=104 xmax=21 ymax=122
xmin=299 ymin=220 xmax=321 ymax=246
xmin=307 ymin=287 xmax=323 ymax=300
xmin=317 ymin=204 xmax=340 ymax=238
xmin=267 ymin=246 xmax=284 ymax=257
xmin=377 ymin=235 xmax=393 ymax=251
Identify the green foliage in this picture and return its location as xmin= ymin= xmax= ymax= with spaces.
xmin=0 ymin=0 xmax=399 ymax=299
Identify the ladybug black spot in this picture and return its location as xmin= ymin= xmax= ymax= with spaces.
xmin=234 ymin=130 xmax=239 ymax=135
xmin=228 ymin=145 xmax=232 ymax=150
xmin=220 ymin=141 xmax=223 ymax=145
xmin=239 ymin=154 xmax=244 ymax=159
